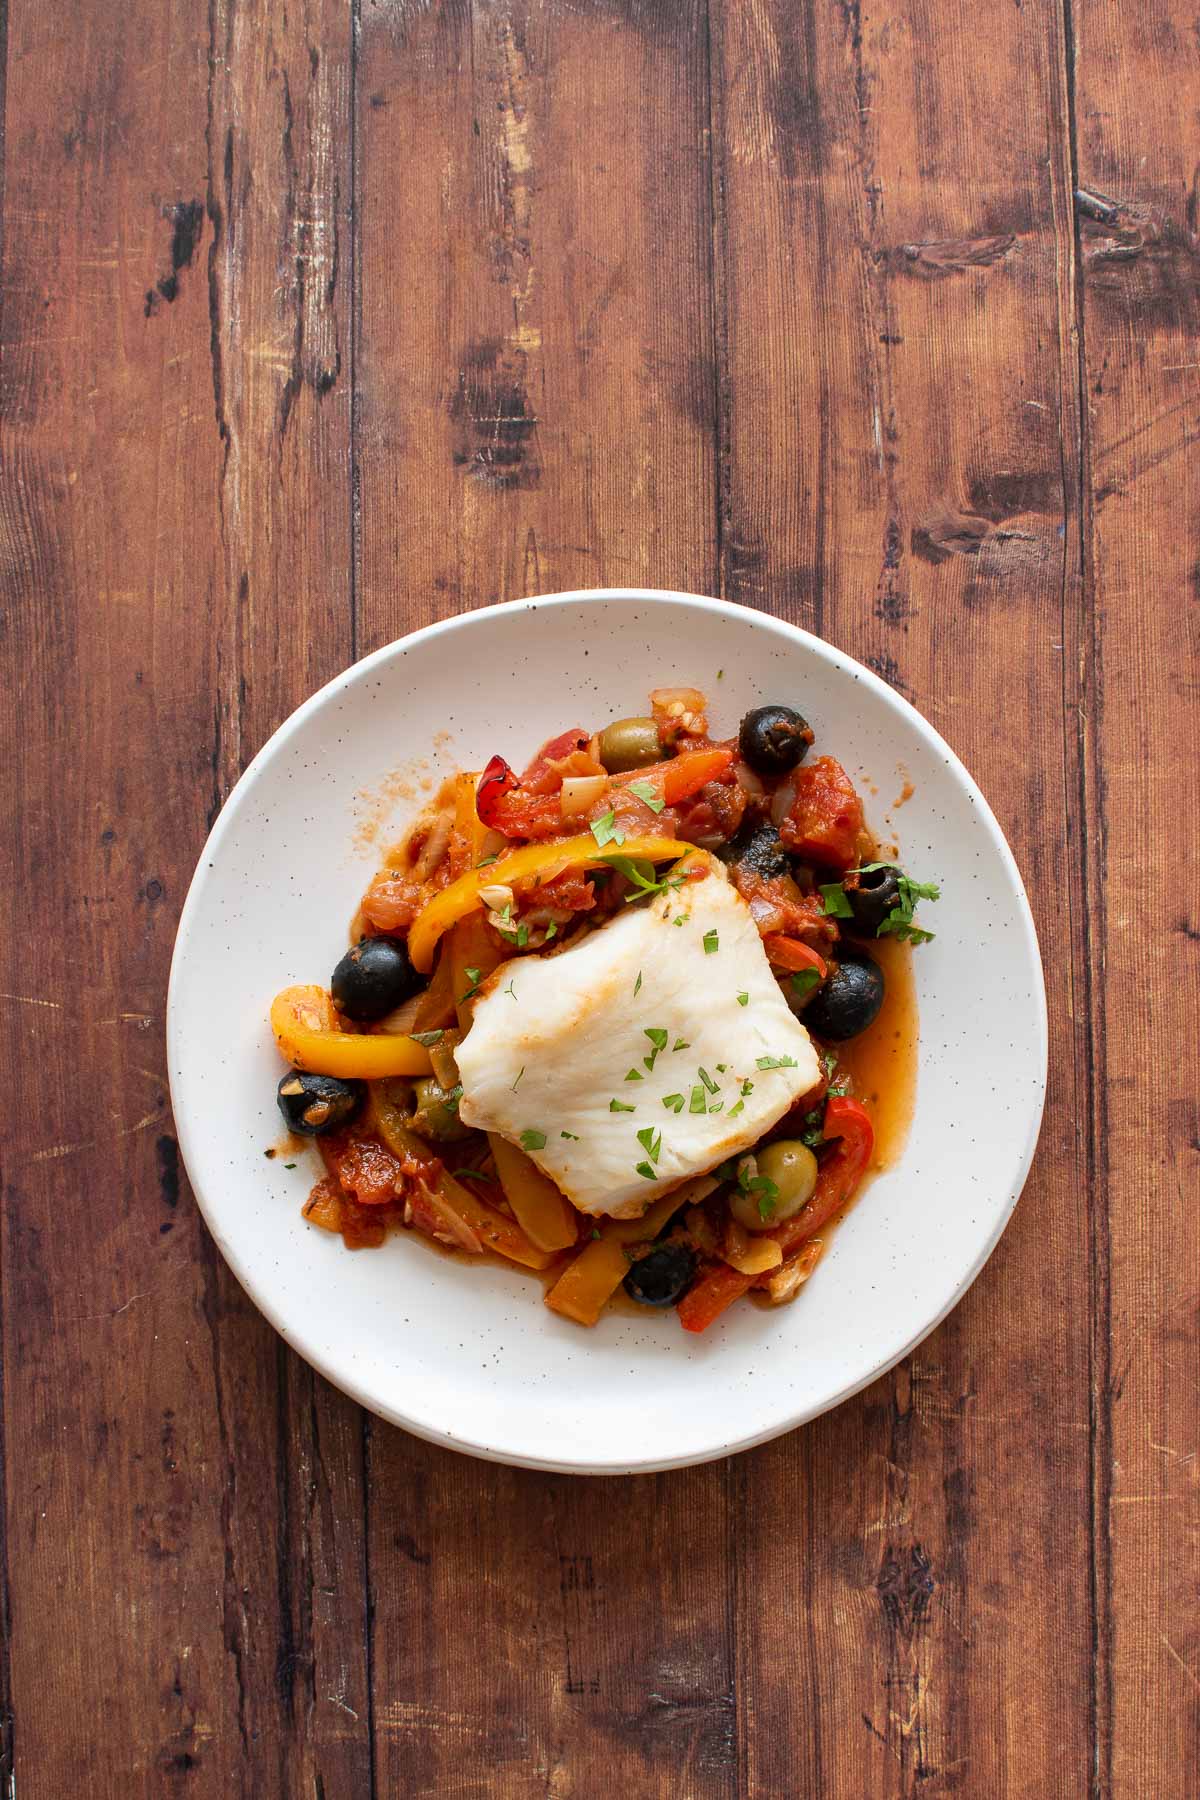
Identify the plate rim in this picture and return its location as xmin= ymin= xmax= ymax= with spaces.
xmin=168 ymin=588 xmax=1048 ymax=1474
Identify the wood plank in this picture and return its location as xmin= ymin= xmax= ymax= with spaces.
xmin=0 ymin=0 xmax=368 ymax=1792
xmin=713 ymin=1 xmax=1094 ymax=1792
xmin=1072 ymin=5 xmax=1200 ymax=1791
xmin=354 ymin=4 xmax=731 ymax=1794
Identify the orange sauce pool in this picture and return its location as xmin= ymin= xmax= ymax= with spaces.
xmin=834 ymin=934 xmax=918 ymax=1175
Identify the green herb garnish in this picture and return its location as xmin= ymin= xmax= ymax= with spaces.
xmin=453 ymin=1169 xmax=492 ymax=1183
xmin=689 ymin=1086 xmax=707 ymax=1114
xmin=634 ymin=970 xmax=643 ymax=996
xmin=519 ymin=1128 xmax=546 ymax=1152
xmin=636 ymin=1127 xmax=662 ymax=1165
xmin=476 ymin=853 xmax=500 ymax=868
xmin=561 ymin=1130 xmax=580 ymax=1140
xmin=635 ymin=1161 xmax=658 ymax=1181
xmin=662 ymin=1093 xmax=685 ymax=1112
xmin=848 ymin=863 xmax=941 ymax=944
xmin=819 ymin=884 xmax=854 ymax=919
xmin=511 ymin=1065 xmax=525 ymax=1091
xmin=625 ymin=1068 xmax=644 ymax=1082
xmin=790 ymin=968 xmax=821 ymax=1001
xmin=283 ymin=1161 xmax=297 ymax=1169
xmin=443 ymin=1085 xmax=463 ymax=1116
xmin=610 ymin=1099 xmax=636 ymax=1114
xmin=756 ymin=1054 xmax=799 ymax=1070
xmin=698 ymin=1067 xmax=719 ymax=1094
xmin=460 ymin=966 xmax=483 ymax=1002
xmin=737 ymin=992 xmax=749 ymax=1007
xmin=703 ymin=929 xmax=719 ymax=955
xmin=604 ymin=855 xmax=682 ymax=903
xmin=410 ymin=1029 xmax=445 ymax=1046
xmin=544 ymin=921 xmax=558 ymax=942
xmin=627 ymin=779 xmax=666 ymax=814
xmin=591 ymin=809 xmax=626 ymax=850
xmin=673 ymin=1037 xmax=690 ymax=1052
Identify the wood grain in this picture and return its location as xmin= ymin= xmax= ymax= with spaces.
xmin=1073 ymin=4 xmax=1200 ymax=1792
xmin=713 ymin=4 xmax=1095 ymax=1793
xmin=0 ymin=0 xmax=1196 ymax=1794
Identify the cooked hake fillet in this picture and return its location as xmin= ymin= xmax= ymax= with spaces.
xmin=455 ymin=853 xmax=820 ymax=1218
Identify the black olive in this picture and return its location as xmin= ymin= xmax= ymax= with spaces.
xmin=277 ymin=1070 xmax=364 ymax=1136
xmin=847 ymin=865 xmax=902 ymax=935
xmin=803 ymin=953 xmax=885 ymax=1041
xmin=737 ymin=704 xmax=814 ymax=776
xmin=623 ymin=1242 xmax=698 ymax=1308
xmin=331 ymin=936 xmax=426 ymax=1021
xmin=718 ymin=819 xmax=791 ymax=880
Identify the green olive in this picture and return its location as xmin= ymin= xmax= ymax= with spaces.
xmin=411 ymin=1076 xmax=471 ymax=1143
xmin=597 ymin=716 xmax=661 ymax=773
xmin=730 ymin=1140 xmax=819 ymax=1232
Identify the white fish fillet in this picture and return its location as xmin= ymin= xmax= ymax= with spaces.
xmin=456 ymin=853 xmax=820 ymax=1218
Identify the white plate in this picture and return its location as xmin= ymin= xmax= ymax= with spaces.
xmin=168 ymin=590 xmax=1046 ymax=1473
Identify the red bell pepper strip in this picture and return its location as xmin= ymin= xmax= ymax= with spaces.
xmin=677 ymin=1096 xmax=875 ymax=1332
xmin=762 ymin=935 xmax=828 ymax=979
xmin=612 ymin=745 xmax=734 ymax=806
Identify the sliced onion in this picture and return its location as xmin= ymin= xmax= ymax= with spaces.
xmin=375 ymin=992 xmax=426 ymax=1036
xmin=559 ymin=774 xmax=609 ymax=818
xmin=478 ymin=883 xmax=515 ymax=913
xmin=734 ymin=761 xmax=766 ymax=798
xmin=770 ymin=779 xmax=797 ymax=828
xmin=413 ymin=810 xmax=453 ymax=880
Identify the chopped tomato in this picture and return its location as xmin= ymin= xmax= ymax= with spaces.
xmin=515 ymin=868 xmax=598 ymax=916
xmin=675 ymin=776 xmax=747 ymax=848
xmin=320 ymin=1133 xmax=404 ymax=1205
xmin=476 ymin=754 xmax=571 ymax=839
xmin=519 ymin=728 xmax=593 ymax=795
xmin=360 ymin=868 xmax=426 ymax=934
xmin=779 ymin=756 xmax=865 ymax=870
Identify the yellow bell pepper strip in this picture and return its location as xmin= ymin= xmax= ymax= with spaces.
xmin=270 ymin=984 xmax=434 ymax=1079
xmin=407 ymin=832 xmax=694 ymax=973
xmin=487 ymin=1133 xmax=579 ymax=1252
xmin=436 ymin=1169 xmax=556 ymax=1270
xmin=545 ymin=1174 xmax=717 ymax=1326
xmin=449 ymin=914 xmax=505 ymax=1028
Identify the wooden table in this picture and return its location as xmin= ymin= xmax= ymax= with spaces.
xmin=2 ymin=1 xmax=1196 ymax=1793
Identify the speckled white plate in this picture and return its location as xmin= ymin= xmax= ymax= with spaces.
xmin=168 ymin=590 xmax=1046 ymax=1474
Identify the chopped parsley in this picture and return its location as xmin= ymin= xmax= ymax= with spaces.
xmin=519 ymin=1128 xmax=546 ymax=1151
xmin=410 ymin=1029 xmax=445 ymax=1046
xmin=737 ymin=992 xmax=749 ymax=1007
xmin=590 ymin=809 xmax=625 ymax=850
xmin=453 ymin=1168 xmax=491 ymax=1183
xmin=703 ymin=929 xmax=720 ymax=955
xmin=698 ymin=1067 xmax=719 ymax=1094
xmin=625 ymin=1068 xmax=644 ymax=1082
xmin=847 ymin=863 xmax=941 ymax=945
xmin=283 ymin=1161 xmax=297 ymax=1169
xmin=662 ymin=1093 xmax=685 ymax=1112
xmin=737 ymin=1160 xmax=780 ymax=1221
xmin=819 ymin=883 xmax=854 ymax=919
xmin=673 ymin=915 xmax=686 ymax=927
xmin=476 ymin=853 xmax=500 ymax=868
xmin=504 ymin=980 xmax=518 ymax=1001
xmin=561 ymin=1130 xmax=580 ymax=1140
xmin=727 ymin=1099 xmax=745 ymax=1118
xmin=689 ymin=1085 xmax=707 ymax=1114
xmin=673 ymin=1037 xmax=690 ymax=1052
xmin=459 ymin=966 xmax=483 ymax=1002
xmin=443 ymin=1085 xmax=463 ymax=1116
xmin=634 ymin=970 xmax=643 ymax=996
xmin=610 ymin=1099 xmax=636 ymax=1114
xmin=790 ymin=968 xmax=821 ymax=1001
xmin=497 ymin=919 xmax=530 ymax=948
xmin=757 ymin=1054 xmax=799 ymax=1070
xmin=644 ymin=1027 xmax=669 ymax=1054
xmin=627 ymin=779 xmax=666 ymax=814
xmin=511 ymin=1065 xmax=525 ymax=1091
xmin=544 ymin=921 xmax=558 ymax=942
xmin=634 ymin=1161 xmax=658 ymax=1181
xmin=604 ymin=855 xmax=682 ymax=903
xmin=636 ymin=1126 xmax=662 ymax=1165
